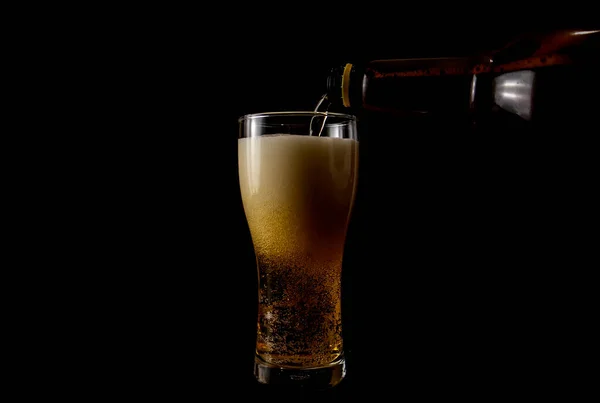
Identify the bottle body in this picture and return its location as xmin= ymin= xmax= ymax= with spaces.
xmin=326 ymin=29 xmax=600 ymax=130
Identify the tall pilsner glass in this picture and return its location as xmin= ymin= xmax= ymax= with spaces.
xmin=238 ymin=111 xmax=359 ymax=389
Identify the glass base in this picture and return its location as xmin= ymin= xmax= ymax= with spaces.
xmin=254 ymin=355 xmax=346 ymax=390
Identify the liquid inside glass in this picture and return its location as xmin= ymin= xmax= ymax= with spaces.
xmin=239 ymin=132 xmax=358 ymax=368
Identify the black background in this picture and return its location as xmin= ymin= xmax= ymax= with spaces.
xmin=73 ymin=12 xmax=598 ymax=400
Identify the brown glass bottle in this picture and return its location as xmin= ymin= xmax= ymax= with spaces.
xmin=326 ymin=29 xmax=600 ymax=132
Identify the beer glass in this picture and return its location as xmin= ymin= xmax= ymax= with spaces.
xmin=238 ymin=111 xmax=359 ymax=389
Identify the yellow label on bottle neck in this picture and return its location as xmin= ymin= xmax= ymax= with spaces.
xmin=342 ymin=63 xmax=353 ymax=108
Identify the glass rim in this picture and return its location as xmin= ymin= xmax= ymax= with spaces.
xmin=238 ymin=111 xmax=357 ymax=123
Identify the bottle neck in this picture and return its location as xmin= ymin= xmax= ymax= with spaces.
xmin=328 ymin=57 xmax=484 ymax=116
xmin=327 ymin=63 xmax=364 ymax=110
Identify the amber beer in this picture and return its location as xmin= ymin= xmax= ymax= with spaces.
xmin=238 ymin=113 xmax=358 ymax=388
